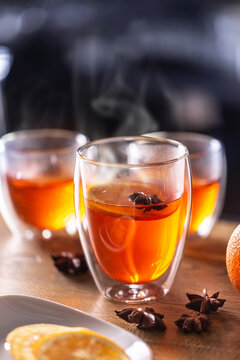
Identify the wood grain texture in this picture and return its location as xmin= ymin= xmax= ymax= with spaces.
xmin=0 ymin=217 xmax=239 ymax=360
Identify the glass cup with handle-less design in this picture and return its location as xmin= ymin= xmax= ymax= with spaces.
xmin=74 ymin=136 xmax=192 ymax=303
xmin=0 ymin=128 xmax=88 ymax=240
xmin=144 ymin=132 xmax=227 ymax=239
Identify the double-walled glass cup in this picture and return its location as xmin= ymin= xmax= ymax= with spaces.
xmin=0 ymin=129 xmax=88 ymax=240
xmin=75 ymin=136 xmax=191 ymax=303
xmin=145 ymin=132 xmax=227 ymax=239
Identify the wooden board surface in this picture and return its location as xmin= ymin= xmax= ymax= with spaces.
xmin=0 ymin=217 xmax=239 ymax=360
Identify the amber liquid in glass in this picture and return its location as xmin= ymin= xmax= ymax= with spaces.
xmin=85 ymin=182 xmax=184 ymax=284
xmin=6 ymin=175 xmax=75 ymax=230
xmin=190 ymin=179 xmax=220 ymax=234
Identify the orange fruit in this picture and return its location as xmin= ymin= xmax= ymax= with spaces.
xmin=226 ymin=224 xmax=240 ymax=293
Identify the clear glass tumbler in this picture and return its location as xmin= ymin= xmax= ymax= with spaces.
xmin=74 ymin=136 xmax=191 ymax=303
xmin=145 ymin=132 xmax=227 ymax=239
xmin=0 ymin=129 xmax=88 ymax=240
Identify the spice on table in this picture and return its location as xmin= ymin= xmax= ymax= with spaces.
xmin=128 ymin=192 xmax=167 ymax=212
xmin=51 ymin=252 xmax=88 ymax=275
xmin=185 ymin=288 xmax=226 ymax=314
xmin=114 ymin=308 xmax=136 ymax=322
xmin=175 ymin=312 xmax=211 ymax=333
xmin=115 ymin=307 xmax=166 ymax=331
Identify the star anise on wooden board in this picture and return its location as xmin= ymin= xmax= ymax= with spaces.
xmin=51 ymin=252 xmax=88 ymax=275
xmin=175 ymin=312 xmax=211 ymax=333
xmin=115 ymin=307 xmax=166 ymax=330
xmin=128 ymin=192 xmax=167 ymax=212
xmin=185 ymin=288 xmax=226 ymax=314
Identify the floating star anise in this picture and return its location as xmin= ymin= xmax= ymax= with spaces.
xmin=175 ymin=312 xmax=211 ymax=333
xmin=128 ymin=192 xmax=151 ymax=205
xmin=185 ymin=288 xmax=226 ymax=314
xmin=51 ymin=252 xmax=88 ymax=275
xmin=115 ymin=307 xmax=166 ymax=331
xmin=128 ymin=192 xmax=167 ymax=212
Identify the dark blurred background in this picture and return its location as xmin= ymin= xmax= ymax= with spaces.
xmin=0 ymin=0 xmax=239 ymax=220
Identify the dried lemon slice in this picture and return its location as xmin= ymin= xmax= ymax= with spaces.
xmin=6 ymin=324 xmax=70 ymax=360
xmin=33 ymin=328 xmax=130 ymax=360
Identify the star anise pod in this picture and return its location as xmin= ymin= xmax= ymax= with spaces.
xmin=115 ymin=307 xmax=166 ymax=331
xmin=114 ymin=308 xmax=135 ymax=322
xmin=185 ymin=288 xmax=226 ymax=314
xmin=175 ymin=312 xmax=211 ymax=333
xmin=51 ymin=252 xmax=88 ymax=275
xmin=128 ymin=192 xmax=167 ymax=212
xmin=128 ymin=192 xmax=151 ymax=205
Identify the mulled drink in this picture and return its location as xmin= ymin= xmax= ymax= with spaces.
xmin=145 ymin=132 xmax=226 ymax=238
xmin=0 ymin=129 xmax=87 ymax=239
xmin=75 ymin=137 xmax=191 ymax=302
xmin=190 ymin=179 xmax=220 ymax=234
xmin=6 ymin=176 xmax=74 ymax=231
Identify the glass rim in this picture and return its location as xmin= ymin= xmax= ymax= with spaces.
xmin=144 ymin=131 xmax=224 ymax=160
xmin=77 ymin=136 xmax=189 ymax=168
xmin=0 ymin=128 xmax=88 ymax=156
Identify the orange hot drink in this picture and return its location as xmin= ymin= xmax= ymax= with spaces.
xmin=190 ymin=179 xmax=220 ymax=234
xmin=85 ymin=182 xmax=185 ymax=284
xmin=6 ymin=176 xmax=75 ymax=231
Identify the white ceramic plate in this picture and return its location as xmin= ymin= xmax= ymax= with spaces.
xmin=0 ymin=295 xmax=152 ymax=360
